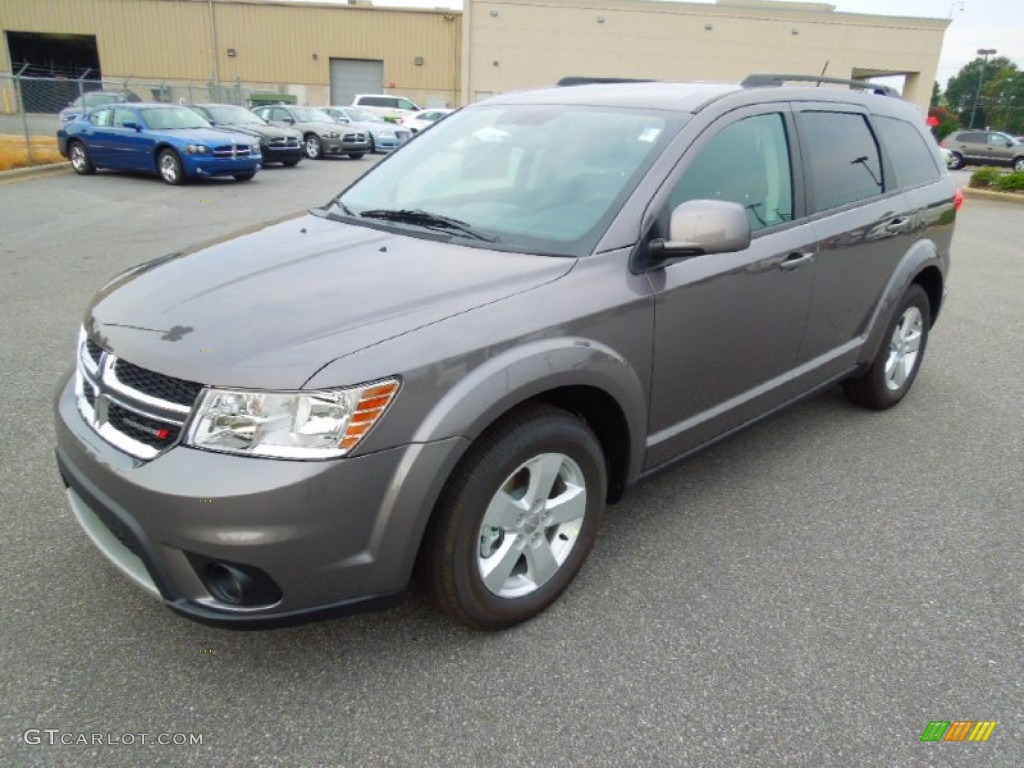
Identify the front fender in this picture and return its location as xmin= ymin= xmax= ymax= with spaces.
xmin=409 ymin=337 xmax=648 ymax=485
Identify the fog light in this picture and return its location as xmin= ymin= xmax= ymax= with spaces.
xmin=189 ymin=554 xmax=283 ymax=607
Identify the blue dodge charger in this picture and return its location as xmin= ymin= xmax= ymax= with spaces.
xmin=57 ymin=103 xmax=262 ymax=185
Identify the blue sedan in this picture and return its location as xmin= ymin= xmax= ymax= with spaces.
xmin=57 ymin=104 xmax=262 ymax=185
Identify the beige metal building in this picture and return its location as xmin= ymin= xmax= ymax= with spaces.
xmin=463 ymin=0 xmax=949 ymax=112
xmin=1 ymin=0 xmax=462 ymax=108
xmin=2 ymin=0 xmax=948 ymax=113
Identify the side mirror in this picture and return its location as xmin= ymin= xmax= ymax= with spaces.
xmin=122 ymin=121 xmax=142 ymax=132
xmin=284 ymin=117 xmax=295 ymax=125
xmin=648 ymin=200 xmax=751 ymax=264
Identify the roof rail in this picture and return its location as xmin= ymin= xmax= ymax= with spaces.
xmin=556 ymin=76 xmax=656 ymax=87
xmin=741 ymin=73 xmax=900 ymax=98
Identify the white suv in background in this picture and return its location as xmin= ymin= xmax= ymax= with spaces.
xmin=351 ymin=94 xmax=422 ymax=122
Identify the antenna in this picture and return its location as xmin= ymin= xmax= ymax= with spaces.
xmin=818 ymin=60 xmax=830 ymax=86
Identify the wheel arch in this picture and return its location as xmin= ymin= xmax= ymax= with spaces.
xmin=858 ymin=241 xmax=945 ymax=367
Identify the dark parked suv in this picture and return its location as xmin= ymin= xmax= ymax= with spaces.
xmin=55 ymin=75 xmax=957 ymax=630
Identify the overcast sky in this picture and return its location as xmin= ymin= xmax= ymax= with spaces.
xmin=363 ymin=0 xmax=1023 ymax=87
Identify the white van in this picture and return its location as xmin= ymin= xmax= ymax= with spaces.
xmin=351 ymin=94 xmax=422 ymax=122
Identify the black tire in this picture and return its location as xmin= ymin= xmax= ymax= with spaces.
xmin=1014 ymin=156 xmax=1024 ymax=173
xmin=233 ymin=171 xmax=255 ymax=181
xmin=157 ymin=149 xmax=185 ymax=185
xmin=843 ymin=283 xmax=930 ymax=410
xmin=68 ymin=141 xmax=95 ymax=175
xmin=303 ymin=134 xmax=322 ymax=159
xmin=348 ymin=152 xmax=365 ymax=160
xmin=419 ymin=403 xmax=607 ymax=630
xmin=368 ymin=135 xmax=376 ymax=154
xmin=948 ymin=151 xmax=965 ymax=170
xmin=281 ymin=157 xmax=300 ymax=167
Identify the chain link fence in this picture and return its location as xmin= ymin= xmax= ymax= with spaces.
xmin=0 ymin=68 xmax=282 ymax=170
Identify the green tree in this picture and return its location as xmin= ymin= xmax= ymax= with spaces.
xmin=931 ymin=80 xmax=942 ymax=108
xmin=986 ymin=71 xmax=1024 ymax=134
xmin=945 ymin=56 xmax=1017 ymax=129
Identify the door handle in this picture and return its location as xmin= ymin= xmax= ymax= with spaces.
xmin=779 ymin=251 xmax=814 ymax=271
xmin=886 ymin=217 xmax=910 ymax=234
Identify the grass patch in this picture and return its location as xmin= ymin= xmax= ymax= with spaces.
xmin=0 ymin=134 xmax=65 ymax=172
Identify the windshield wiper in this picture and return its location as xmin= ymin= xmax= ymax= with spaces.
xmin=358 ymin=208 xmax=499 ymax=242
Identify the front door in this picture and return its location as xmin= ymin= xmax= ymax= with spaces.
xmin=646 ymin=108 xmax=816 ymax=468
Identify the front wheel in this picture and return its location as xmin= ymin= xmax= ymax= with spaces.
xmin=68 ymin=141 xmax=95 ymax=175
xmin=157 ymin=149 xmax=184 ymax=185
xmin=304 ymin=134 xmax=322 ymax=159
xmin=420 ymin=403 xmax=607 ymax=630
xmin=947 ymin=151 xmax=965 ymax=170
xmin=843 ymin=284 xmax=930 ymax=410
xmin=1014 ymin=156 xmax=1024 ymax=173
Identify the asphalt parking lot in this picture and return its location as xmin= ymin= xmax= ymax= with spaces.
xmin=0 ymin=160 xmax=1021 ymax=767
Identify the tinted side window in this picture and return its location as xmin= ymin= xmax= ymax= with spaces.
xmin=959 ymin=132 xmax=984 ymax=143
xmin=668 ymin=113 xmax=793 ymax=232
xmin=800 ymin=111 xmax=882 ymax=212
xmin=398 ymin=99 xmax=416 ymax=110
xmin=873 ymin=116 xmax=940 ymax=189
xmin=360 ymin=97 xmax=388 ymax=107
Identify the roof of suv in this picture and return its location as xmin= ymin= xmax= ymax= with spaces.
xmin=487 ymin=78 xmax=909 ymax=116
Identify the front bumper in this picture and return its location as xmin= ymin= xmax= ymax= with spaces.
xmin=54 ymin=372 xmax=467 ymax=627
xmin=322 ymin=137 xmax=370 ymax=156
xmin=182 ymin=154 xmax=261 ymax=178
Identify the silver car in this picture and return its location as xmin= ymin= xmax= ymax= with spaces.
xmin=322 ymin=106 xmax=411 ymax=152
xmin=251 ymin=105 xmax=370 ymax=160
xmin=940 ymin=130 xmax=1024 ymax=171
xmin=55 ymin=76 xmax=956 ymax=630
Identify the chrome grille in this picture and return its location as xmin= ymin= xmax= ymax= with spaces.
xmin=75 ymin=329 xmax=199 ymax=460
xmin=268 ymin=137 xmax=299 ymax=148
xmin=212 ymin=144 xmax=253 ymax=158
xmin=343 ymin=133 xmax=367 ymax=143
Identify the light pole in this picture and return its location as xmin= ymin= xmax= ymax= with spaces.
xmin=969 ymin=48 xmax=997 ymax=129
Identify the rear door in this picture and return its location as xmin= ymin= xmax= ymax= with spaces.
xmin=986 ymin=132 xmax=1016 ymax=165
xmin=646 ymin=105 xmax=817 ymax=467
xmin=81 ymin=108 xmax=114 ymax=164
xmin=793 ymin=106 xmax=916 ymax=371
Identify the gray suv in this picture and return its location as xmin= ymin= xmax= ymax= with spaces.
xmin=55 ymin=75 xmax=957 ymax=630
xmin=940 ymin=129 xmax=1024 ymax=171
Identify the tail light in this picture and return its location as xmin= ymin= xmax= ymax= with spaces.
xmin=954 ymin=188 xmax=964 ymax=211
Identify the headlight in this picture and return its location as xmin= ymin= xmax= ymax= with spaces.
xmin=379 ymin=130 xmax=395 ymax=138
xmin=252 ymin=143 xmax=261 ymax=155
xmin=185 ymin=379 xmax=399 ymax=459
xmin=324 ymin=131 xmax=340 ymax=139
xmin=184 ymin=144 xmax=209 ymax=155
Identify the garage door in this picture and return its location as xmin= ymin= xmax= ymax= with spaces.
xmin=330 ymin=59 xmax=384 ymax=106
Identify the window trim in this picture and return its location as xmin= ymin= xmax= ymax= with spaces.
xmin=868 ymin=113 xmax=942 ymax=192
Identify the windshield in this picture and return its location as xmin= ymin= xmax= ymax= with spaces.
xmin=203 ymin=105 xmax=263 ymax=125
xmin=291 ymin=107 xmax=333 ymax=123
xmin=142 ymin=107 xmax=211 ymax=130
xmin=337 ymin=104 xmax=680 ymax=256
xmin=344 ymin=107 xmax=385 ymax=123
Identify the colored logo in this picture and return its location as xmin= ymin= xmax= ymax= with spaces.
xmin=920 ymin=721 xmax=997 ymax=742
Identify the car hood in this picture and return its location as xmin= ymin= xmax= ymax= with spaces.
xmin=299 ymin=121 xmax=350 ymax=134
xmin=147 ymin=127 xmax=257 ymax=145
xmin=86 ymin=214 xmax=574 ymax=390
xmin=211 ymin=124 xmax=298 ymax=141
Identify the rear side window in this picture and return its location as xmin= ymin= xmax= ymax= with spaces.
xmin=873 ymin=116 xmax=940 ymax=189
xmin=799 ymin=111 xmax=883 ymax=213
xmin=669 ymin=113 xmax=793 ymax=232
xmin=359 ymin=97 xmax=391 ymax=108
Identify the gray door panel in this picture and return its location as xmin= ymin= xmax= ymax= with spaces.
xmin=646 ymin=226 xmax=815 ymax=468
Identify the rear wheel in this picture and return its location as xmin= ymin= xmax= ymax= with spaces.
xmin=843 ymin=284 xmax=930 ymax=410
xmin=157 ymin=149 xmax=184 ymax=185
xmin=948 ymin=151 xmax=965 ymax=170
xmin=1014 ymin=156 xmax=1024 ymax=173
xmin=420 ymin=403 xmax=606 ymax=630
xmin=68 ymin=141 xmax=95 ymax=175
